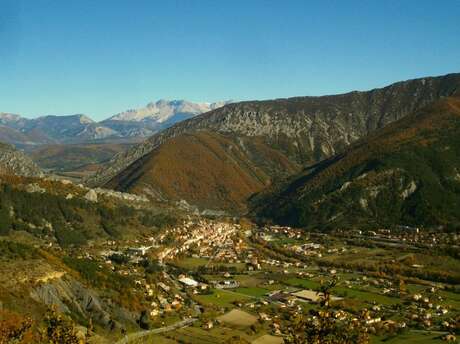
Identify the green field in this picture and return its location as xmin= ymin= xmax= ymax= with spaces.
xmin=161 ymin=325 xmax=259 ymax=344
xmin=234 ymin=274 xmax=264 ymax=287
xmin=372 ymin=331 xmax=445 ymax=343
xmin=284 ymin=277 xmax=401 ymax=305
xmin=274 ymin=237 xmax=301 ymax=245
xmin=334 ymin=286 xmax=401 ymax=305
xmin=284 ymin=277 xmax=320 ymax=290
xmin=234 ymin=287 xmax=269 ymax=297
xmin=439 ymin=289 xmax=460 ymax=310
xmin=194 ymin=288 xmax=252 ymax=308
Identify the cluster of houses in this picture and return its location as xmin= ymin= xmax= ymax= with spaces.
xmin=71 ymin=217 xmax=457 ymax=339
xmin=157 ymin=220 xmax=240 ymax=261
xmin=406 ymin=288 xmax=452 ymax=329
xmin=340 ymin=227 xmax=458 ymax=247
xmin=290 ymin=243 xmax=323 ymax=257
xmin=261 ymin=225 xmax=304 ymax=239
xmin=255 ymin=225 xmax=303 ymax=242
xmin=213 ymin=280 xmax=240 ymax=289
xmin=259 ymin=258 xmax=308 ymax=271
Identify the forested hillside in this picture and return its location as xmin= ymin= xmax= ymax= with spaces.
xmin=252 ymin=97 xmax=460 ymax=230
xmin=0 ymin=175 xmax=179 ymax=247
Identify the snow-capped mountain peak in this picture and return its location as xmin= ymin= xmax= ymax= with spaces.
xmin=107 ymin=99 xmax=232 ymax=123
xmin=0 ymin=99 xmax=234 ymax=144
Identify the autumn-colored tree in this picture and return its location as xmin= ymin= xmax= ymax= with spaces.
xmin=39 ymin=308 xmax=84 ymax=344
xmin=399 ymin=278 xmax=407 ymax=296
xmin=0 ymin=309 xmax=33 ymax=344
xmin=224 ymin=336 xmax=250 ymax=344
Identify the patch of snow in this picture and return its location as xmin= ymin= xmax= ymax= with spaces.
xmin=108 ymin=99 xmax=232 ymax=123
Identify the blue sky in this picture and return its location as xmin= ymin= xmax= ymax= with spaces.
xmin=1 ymin=0 xmax=459 ymax=120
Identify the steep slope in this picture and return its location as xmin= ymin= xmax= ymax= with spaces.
xmin=104 ymin=131 xmax=299 ymax=211
xmin=0 ymin=142 xmax=43 ymax=177
xmin=88 ymin=73 xmax=460 ymax=210
xmin=0 ymin=175 xmax=183 ymax=338
xmin=0 ymin=173 xmax=177 ymax=243
xmin=251 ymin=96 xmax=460 ymax=230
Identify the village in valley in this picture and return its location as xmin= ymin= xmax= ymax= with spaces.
xmin=61 ymin=216 xmax=460 ymax=344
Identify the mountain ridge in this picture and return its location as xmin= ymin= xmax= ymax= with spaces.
xmin=0 ymin=99 xmax=231 ymax=146
xmin=86 ymin=73 xmax=460 ymax=211
xmin=251 ymin=96 xmax=460 ymax=229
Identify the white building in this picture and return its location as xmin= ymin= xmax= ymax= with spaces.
xmin=178 ymin=277 xmax=199 ymax=287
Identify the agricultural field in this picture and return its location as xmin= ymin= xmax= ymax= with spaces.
xmin=372 ymin=332 xmax=446 ymax=343
xmin=1 ymin=211 xmax=458 ymax=343
xmin=252 ymin=334 xmax=284 ymax=344
xmin=217 ymin=309 xmax=258 ymax=326
xmin=159 ymin=325 xmax=260 ymax=344
xmin=234 ymin=287 xmax=269 ymax=298
xmin=194 ymin=289 xmax=253 ymax=308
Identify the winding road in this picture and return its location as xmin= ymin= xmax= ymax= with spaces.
xmin=115 ymin=318 xmax=197 ymax=344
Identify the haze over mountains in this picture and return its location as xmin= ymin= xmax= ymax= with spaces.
xmin=0 ymin=99 xmax=231 ymax=146
xmin=88 ymin=73 xmax=460 ymax=214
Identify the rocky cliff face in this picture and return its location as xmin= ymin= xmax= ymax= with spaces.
xmin=87 ymin=73 xmax=460 ymax=193
xmin=0 ymin=142 xmax=43 ymax=177
xmin=251 ymin=96 xmax=460 ymax=229
xmin=30 ymin=274 xmax=136 ymax=330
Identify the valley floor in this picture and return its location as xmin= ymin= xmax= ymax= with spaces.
xmin=1 ymin=217 xmax=458 ymax=343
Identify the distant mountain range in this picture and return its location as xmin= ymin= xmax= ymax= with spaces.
xmin=88 ymin=73 xmax=460 ymax=213
xmin=0 ymin=100 xmax=232 ymax=146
